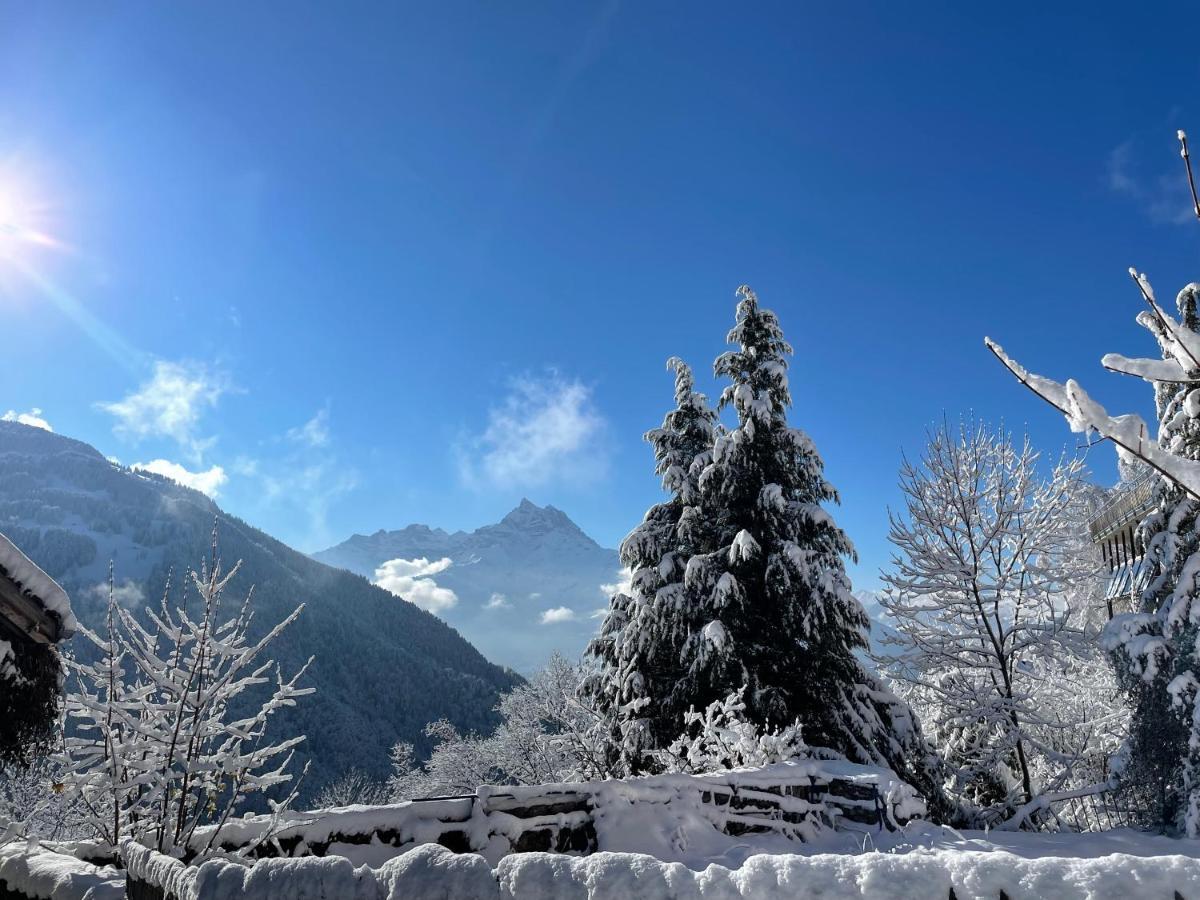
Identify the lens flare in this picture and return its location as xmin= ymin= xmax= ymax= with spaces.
xmin=0 ymin=172 xmax=63 ymax=264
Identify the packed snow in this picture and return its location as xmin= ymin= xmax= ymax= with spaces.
xmin=117 ymin=829 xmax=1200 ymax=900
xmin=0 ymin=843 xmax=122 ymax=900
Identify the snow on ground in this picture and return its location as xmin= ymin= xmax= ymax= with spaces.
xmin=497 ymin=844 xmax=1200 ymax=900
xmin=122 ymin=836 xmax=1200 ymax=900
xmin=14 ymin=825 xmax=1200 ymax=900
xmin=0 ymin=843 xmax=123 ymax=900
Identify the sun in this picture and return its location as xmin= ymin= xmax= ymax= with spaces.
xmin=0 ymin=162 xmax=65 ymax=278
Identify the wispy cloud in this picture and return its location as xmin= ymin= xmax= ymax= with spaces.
xmin=374 ymin=557 xmax=459 ymax=614
xmin=132 ymin=459 xmax=228 ymax=498
xmin=2 ymin=408 xmax=52 ymax=431
xmin=459 ymin=372 xmax=607 ymax=490
xmin=485 ymin=592 xmax=511 ymax=610
xmin=235 ymin=409 xmax=357 ymax=551
xmin=1106 ymin=139 xmax=1195 ymax=225
xmin=540 ymin=606 xmax=577 ymax=624
xmin=97 ymin=360 xmax=230 ymax=462
xmin=287 ymin=406 xmax=330 ymax=448
xmin=87 ymin=579 xmax=146 ymax=609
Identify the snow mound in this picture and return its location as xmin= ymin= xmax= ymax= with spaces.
xmin=0 ymin=843 xmax=123 ymax=900
xmin=496 ymin=848 xmax=1200 ymax=900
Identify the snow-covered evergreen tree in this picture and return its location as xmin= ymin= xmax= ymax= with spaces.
xmin=989 ymin=273 xmax=1200 ymax=833
xmin=582 ymin=358 xmax=718 ymax=771
xmin=677 ymin=286 xmax=945 ymax=810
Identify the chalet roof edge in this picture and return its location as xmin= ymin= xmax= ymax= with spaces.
xmin=0 ymin=531 xmax=76 ymax=640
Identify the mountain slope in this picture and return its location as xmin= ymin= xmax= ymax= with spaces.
xmin=315 ymin=500 xmax=622 ymax=672
xmin=0 ymin=421 xmax=521 ymax=793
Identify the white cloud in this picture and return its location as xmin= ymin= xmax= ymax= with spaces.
xmin=132 ymin=459 xmax=228 ymax=498
xmin=600 ymin=566 xmax=633 ymax=598
xmin=589 ymin=607 xmax=609 ymax=620
xmin=287 ymin=407 xmax=330 ymax=448
xmin=2 ymin=408 xmax=52 ymax=431
xmin=374 ymin=557 xmax=458 ymax=614
xmin=459 ymin=372 xmax=607 ymax=490
xmin=540 ymin=606 xmax=577 ymax=624
xmin=88 ymin=579 xmax=146 ymax=609
xmin=98 ymin=360 xmax=229 ymax=460
xmin=485 ymin=592 xmax=511 ymax=610
xmin=1106 ymin=140 xmax=1195 ymax=225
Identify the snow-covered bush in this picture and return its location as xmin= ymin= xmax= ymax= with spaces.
xmin=57 ymin=547 xmax=314 ymax=854
xmin=0 ymin=755 xmax=92 ymax=844
xmin=310 ymin=768 xmax=390 ymax=809
xmin=663 ymin=687 xmax=806 ymax=774
xmin=389 ymin=654 xmax=619 ymax=798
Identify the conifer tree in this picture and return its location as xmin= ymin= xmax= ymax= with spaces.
xmin=681 ymin=286 xmax=945 ymax=806
xmin=582 ymin=359 xmax=718 ymax=772
xmin=989 ymin=276 xmax=1200 ymax=832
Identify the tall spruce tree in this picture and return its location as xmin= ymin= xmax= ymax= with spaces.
xmin=680 ymin=286 xmax=945 ymax=806
xmin=582 ymin=358 xmax=718 ymax=772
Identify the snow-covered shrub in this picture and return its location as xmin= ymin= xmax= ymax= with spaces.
xmin=0 ymin=755 xmax=90 ymax=843
xmin=663 ymin=687 xmax=806 ymax=774
xmin=389 ymin=654 xmax=619 ymax=798
xmin=58 ymin=547 xmax=314 ymax=855
xmin=310 ymin=768 xmax=390 ymax=809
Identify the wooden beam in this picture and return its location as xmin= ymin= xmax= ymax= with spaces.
xmin=0 ymin=574 xmax=59 ymax=645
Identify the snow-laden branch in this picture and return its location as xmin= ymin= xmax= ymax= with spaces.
xmin=985 ymin=337 xmax=1200 ymax=501
xmin=56 ymin=548 xmax=312 ymax=856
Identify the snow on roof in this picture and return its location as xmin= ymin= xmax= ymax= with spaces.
xmin=0 ymin=531 xmax=77 ymax=640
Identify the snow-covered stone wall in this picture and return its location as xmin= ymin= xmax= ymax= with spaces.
xmin=189 ymin=759 xmax=919 ymax=867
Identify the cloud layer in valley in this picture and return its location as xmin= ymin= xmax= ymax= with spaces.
xmin=374 ymin=556 xmax=459 ymax=614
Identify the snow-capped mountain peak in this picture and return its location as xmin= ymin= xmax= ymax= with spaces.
xmin=315 ymin=500 xmax=620 ymax=673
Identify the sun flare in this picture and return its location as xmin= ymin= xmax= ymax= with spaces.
xmin=0 ymin=161 xmax=68 ymax=300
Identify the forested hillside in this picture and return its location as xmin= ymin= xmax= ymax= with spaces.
xmin=0 ymin=421 xmax=522 ymax=794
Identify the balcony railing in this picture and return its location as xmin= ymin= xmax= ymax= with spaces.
xmin=1087 ymin=472 xmax=1158 ymax=545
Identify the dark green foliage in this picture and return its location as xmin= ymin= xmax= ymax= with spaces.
xmin=1103 ymin=286 xmax=1200 ymax=833
xmin=583 ymin=359 xmax=719 ymax=772
xmin=585 ymin=288 xmax=948 ymax=816
xmin=0 ymin=634 xmax=62 ymax=769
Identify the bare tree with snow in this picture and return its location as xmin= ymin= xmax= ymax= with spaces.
xmin=58 ymin=540 xmax=314 ymax=855
xmin=880 ymin=421 xmax=1115 ymax=827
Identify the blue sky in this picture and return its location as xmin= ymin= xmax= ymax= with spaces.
xmin=2 ymin=3 xmax=1199 ymax=590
